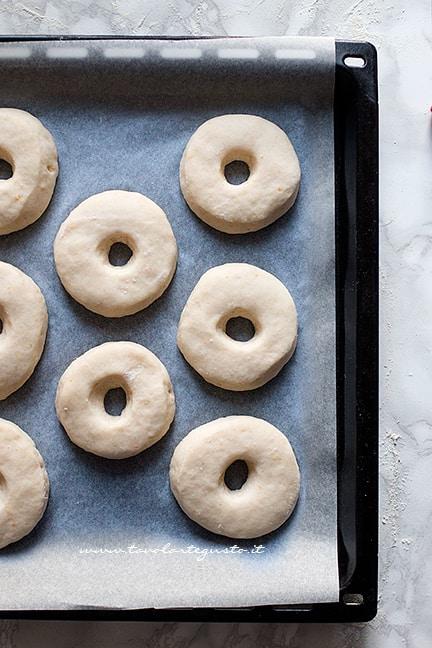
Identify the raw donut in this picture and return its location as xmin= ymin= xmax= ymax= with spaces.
xmin=0 ymin=261 xmax=48 ymax=400
xmin=0 ymin=419 xmax=49 ymax=550
xmin=177 ymin=263 xmax=297 ymax=391
xmin=179 ymin=114 xmax=300 ymax=234
xmin=54 ymin=190 xmax=177 ymax=318
xmin=0 ymin=108 xmax=58 ymax=235
xmin=170 ymin=416 xmax=300 ymax=539
xmin=56 ymin=342 xmax=175 ymax=459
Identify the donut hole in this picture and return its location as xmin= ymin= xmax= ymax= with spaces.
xmin=0 ymin=471 xmax=7 ymax=508
xmin=0 ymin=319 xmax=3 ymax=335
xmin=224 ymin=160 xmax=250 ymax=185
xmin=225 ymin=316 xmax=255 ymax=342
xmin=108 ymin=242 xmax=133 ymax=267
xmin=104 ymin=387 xmax=127 ymax=416
xmin=0 ymin=159 xmax=13 ymax=180
xmin=224 ymin=460 xmax=249 ymax=491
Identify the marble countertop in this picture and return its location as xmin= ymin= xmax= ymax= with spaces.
xmin=0 ymin=1 xmax=430 ymax=647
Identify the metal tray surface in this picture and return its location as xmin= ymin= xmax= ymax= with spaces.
xmin=0 ymin=36 xmax=378 ymax=623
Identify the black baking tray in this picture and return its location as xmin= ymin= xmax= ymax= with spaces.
xmin=0 ymin=36 xmax=378 ymax=623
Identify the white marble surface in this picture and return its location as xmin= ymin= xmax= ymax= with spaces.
xmin=0 ymin=1 xmax=430 ymax=646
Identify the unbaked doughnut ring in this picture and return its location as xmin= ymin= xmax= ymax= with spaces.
xmin=0 ymin=418 xmax=49 ymax=549
xmin=0 ymin=261 xmax=48 ymax=400
xmin=180 ymin=114 xmax=300 ymax=234
xmin=177 ymin=263 xmax=297 ymax=391
xmin=0 ymin=108 xmax=58 ymax=235
xmin=170 ymin=416 xmax=300 ymax=539
xmin=56 ymin=342 xmax=175 ymax=459
xmin=54 ymin=190 xmax=177 ymax=318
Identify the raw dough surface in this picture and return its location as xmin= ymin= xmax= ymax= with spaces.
xmin=180 ymin=114 xmax=300 ymax=234
xmin=170 ymin=416 xmax=300 ymax=539
xmin=0 ymin=108 xmax=58 ymax=235
xmin=56 ymin=341 xmax=175 ymax=459
xmin=0 ymin=261 xmax=48 ymax=400
xmin=177 ymin=263 xmax=297 ymax=391
xmin=54 ymin=190 xmax=177 ymax=317
xmin=0 ymin=418 xmax=49 ymax=550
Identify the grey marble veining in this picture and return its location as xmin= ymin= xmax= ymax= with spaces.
xmin=0 ymin=1 xmax=431 ymax=646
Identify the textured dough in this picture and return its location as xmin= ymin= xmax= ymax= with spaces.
xmin=56 ymin=342 xmax=175 ymax=459
xmin=0 ymin=108 xmax=58 ymax=235
xmin=170 ymin=416 xmax=300 ymax=539
xmin=180 ymin=114 xmax=300 ymax=234
xmin=54 ymin=190 xmax=178 ymax=318
xmin=177 ymin=263 xmax=297 ymax=391
xmin=0 ymin=419 xmax=49 ymax=550
xmin=0 ymin=262 xmax=48 ymax=400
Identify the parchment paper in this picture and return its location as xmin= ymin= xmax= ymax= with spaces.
xmin=0 ymin=37 xmax=338 ymax=609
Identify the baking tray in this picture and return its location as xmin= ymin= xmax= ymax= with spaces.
xmin=0 ymin=36 xmax=378 ymax=622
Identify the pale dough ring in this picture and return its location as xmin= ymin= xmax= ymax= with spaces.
xmin=0 ymin=108 xmax=58 ymax=235
xmin=177 ymin=263 xmax=297 ymax=391
xmin=0 ymin=418 xmax=49 ymax=550
xmin=54 ymin=190 xmax=178 ymax=318
xmin=170 ymin=416 xmax=300 ymax=539
xmin=179 ymin=114 xmax=301 ymax=234
xmin=56 ymin=341 xmax=175 ymax=460
xmin=0 ymin=262 xmax=48 ymax=400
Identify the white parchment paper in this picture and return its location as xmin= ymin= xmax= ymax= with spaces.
xmin=0 ymin=37 xmax=338 ymax=608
